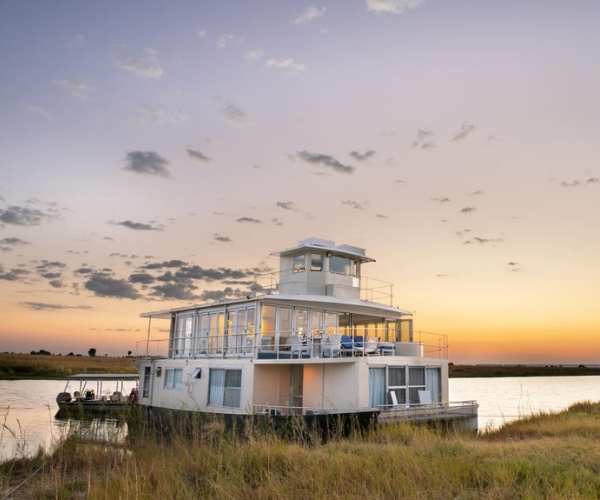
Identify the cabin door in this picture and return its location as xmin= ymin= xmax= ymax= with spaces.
xmin=289 ymin=365 xmax=304 ymax=411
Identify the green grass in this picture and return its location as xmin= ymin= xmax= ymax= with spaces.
xmin=0 ymin=354 xmax=137 ymax=380
xmin=2 ymin=402 xmax=600 ymax=499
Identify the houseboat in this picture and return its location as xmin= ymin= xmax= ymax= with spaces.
xmin=137 ymin=238 xmax=478 ymax=430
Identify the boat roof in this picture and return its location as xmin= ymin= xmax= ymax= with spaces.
xmin=277 ymin=238 xmax=375 ymax=263
xmin=67 ymin=373 xmax=139 ymax=381
xmin=141 ymin=293 xmax=412 ymax=319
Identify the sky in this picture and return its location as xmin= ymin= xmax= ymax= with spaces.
xmin=1 ymin=0 xmax=599 ymax=363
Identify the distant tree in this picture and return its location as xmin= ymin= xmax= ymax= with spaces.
xmin=76 ymin=354 xmax=82 ymax=357
xmin=127 ymin=350 xmax=132 ymax=357
xmin=30 ymin=349 xmax=51 ymax=356
xmin=88 ymin=348 xmax=97 ymax=357
xmin=67 ymin=352 xmax=74 ymax=356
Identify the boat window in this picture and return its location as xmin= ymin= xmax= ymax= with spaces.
xmin=325 ymin=312 xmax=338 ymax=336
xmin=292 ymin=254 xmax=306 ymax=273
xmin=142 ymin=366 xmax=151 ymax=398
xmin=294 ymin=309 xmax=307 ymax=337
xmin=278 ymin=307 xmax=292 ymax=351
xmin=246 ymin=307 xmax=256 ymax=336
xmin=208 ymin=368 xmax=242 ymax=408
xmin=310 ymin=254 xmax=323 ymax=271
xmin=388 ymin=366 xmax=406 ymax=405
xmin=426 ymin=368 xmax=441 ymax=403
xmin=309 ymin=310 xmax=323 ymax=338
xmin=260 ymin=305 xmax=276 ymax=350
xmin=408 ymin=367 xmax=426 ymax=405
xmin=164 ymin=368 xmax=183 ymax=390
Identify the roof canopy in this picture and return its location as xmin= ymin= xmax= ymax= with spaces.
xmin=277 ymin=238 xmax=375 ymax=263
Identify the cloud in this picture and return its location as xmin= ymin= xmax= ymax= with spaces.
xmin=376 ymin=213 xmax=389 ymax=219
xmin=128 ymin=272 xmax=155 ymax=284
xmin=222 ymin=104 xmax=247 ymax=123
xmin=452 ymin=122 xmax=476 ymax=142
xmin=84 ymin=272 xmax=140 ymax=299
xmin=21 ymin=302 xmax=93 ymax=311
xmin=468 ymin=190 xmax=485 ymax=196
xmin=431 ymin=196 xmax=451 ymax=203
xmin=197 ymin=286 xmax=251 ymax=302
xmin=560 ymin=180 xmax=580 ymax=188
xmin=48 ymin=279 xmax=64 ymax=288
xmin=217 ymin=33 xmax=238 ymax=49
xmin=411 ymin=129 xmax=434 ymax=150
xmin=265 ymin=58 xmax=306 ymax=72
xmin=245 ymin=49 xmax=265 ymax=61
xmin=297 ymin=151 xmax=355 ymax=174
xmin=236 ymin=217 xmax=262 ymax=224
xmin=137 ymin=106 xmax=186 ymax=126
xmin=197 ymin=29 xmax=207 ymax=39
xmin=74 ymin=267 xmax=94 ymax=275
xmin=271 ymin=217 xmax=284 ymax=226
xmin=342 ymin=200 xmax=368 ymax=210
xmin=507 ymin=261 xmax=519 ymax=266
xmin=459 ymin=207 xmax=476 ymax=214
xmin=367 ymin=0 xmax=424 ymax=15
xmin=0 ymin=267 xmax=30 ymax=281
xmin=152 ymin=283 xmax=197 ymax=300
xmin=586 ymin=177 xmax=599 ymax=184
xmin=110 ymin=220 xmax=164 ymax=231
xmin=186 ymin=148 xmax=211 ymax=162
xmin=124 ymin=151 xmax=171 ymax=178
xmin=463 ymin=237 xmax=503 ymax=245
xmin=276 ymin=201 xmax=296 ymax=211
xmin=140 ymin=259 xmax=187 ymax=270
xmin=213 ymin=233 xmax=232 ymax=243
xmin=116 ymin=47 xmax=163 ymax=79
xmin=349 ymin=150 xmax=376 ymax=161
xmin=0 ymin=205 xmax=57 ymax=226
xmin=292 ymin=6 xmax=326 ymax=24
xmin=52 ymin=79 xmax=90 ymax=99
xmin=0 ymin=237 xmax=30 ymax=251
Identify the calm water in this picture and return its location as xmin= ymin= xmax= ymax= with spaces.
xmin=1 ymin=376 xmax=599 ymax=461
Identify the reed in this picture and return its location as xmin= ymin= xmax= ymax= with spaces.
xmin=2 ymin=402 xmax=600 ymax=499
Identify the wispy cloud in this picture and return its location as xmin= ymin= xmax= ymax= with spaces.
xmin=137 ymin=106 xmax=186 ymax=126
xmin=452 ymin=122 xmax=476 ymax=142
xmin=0 ymin=237 xmax=30 ymax=252
xmin=116 ymin=47 xmax=163 ymax=79
xmin=186 ymin=148 xmax=211 ymax=162
xmin=412 ymin=129 xmax=434 ymax=150
xmin=21 ymin=302 xmax=92 ymax=311
xmin=109 ymin=220 xmax=164 ymax=231
xmin=463 ymin=236 xmax=503 ymax=245
xmin=342 ymin=200 xmax=368 ymax=210
xmin=459 ymin=207 xmax=476 ymax=214
xmin=213 ymin=233 xmax=232 ymax=243
xmin=431 ymin=196 xmax=451 ymax=203
xmin=276 ymin=201 xmax=296 ymax=211
xmin=124 ymin=151 xmax=171 ymax=178
xmin=349 ymin=150 xmax=376 ymax=161
xmin=292 ymin=6 xmax=326 ymax=24
xmin=52 ymin=79 xmax=90 ymax=99
xmin=222 ymin=103 xmax=247 ymax=123
xmin=297 ymin=151 xmax=355 ymax=174
xmin=468 ymin=190 xmax=485 ymax=196
xmin=0 ymin=205 xmax=57 ymax=226
xmin=367 ymin=0 xmax=424 ymax=15
xmin=236 ymin=217 xmax=262 ymax=224
xmin=245 ymin=49 xmax=265 ymax=61
xmin=266 ymin=58 xmax=306 ymax=72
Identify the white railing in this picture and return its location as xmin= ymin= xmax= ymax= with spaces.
xmin=136 ymin=332 xmax=448 ymax=360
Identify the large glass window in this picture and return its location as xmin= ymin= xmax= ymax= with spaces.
xmin=292 ymin=254 xmax=306 ymax=273
xmin=310 ymin=254 xmax=323 ymax=271
xmin=310 ymin=310 xmax=323 ymax=338
xmin=388 ymin=367 xmax=406 ymax=405
xmin=278 ymin=307 xmax=292 ymax=351
xmin=208 ymin=368 xmax=242 ymax=407
xmin=325 ymin=312 xmax=338 ymax=336
xmin=294 ymin=309 xmax=307 ymax=337
xmin=408 ymin=367 xmax=426 ymax=404
xmin=260 ymin=305 xmax=276 ymax=350
xmin=369 ymin=367 xmax=386 ymax=407
xmin=330 ymin=256 xmax=357 ymax=276
xmin=164 ymin=368 xmax=183 ymax=390
xmin=426 ymin=368 xmax=441 ymax=403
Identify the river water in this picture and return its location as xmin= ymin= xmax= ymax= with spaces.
xmin=1 ymin=376 xmax=599 ymax=461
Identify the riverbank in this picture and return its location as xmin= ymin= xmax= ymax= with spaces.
xmin=449 ymin=363 xmax=600 ymax=378
xmin=0 ymin=354 xmax=137 ymax=380
xmin=2 ymin=402 xmax=600 ymax=499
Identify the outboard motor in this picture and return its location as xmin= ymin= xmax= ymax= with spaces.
xmin=56 ymin=392 xmax=71 ymax=404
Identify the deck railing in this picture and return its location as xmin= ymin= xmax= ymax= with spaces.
xmin=135 ymin=331 xmax=448 ymax=360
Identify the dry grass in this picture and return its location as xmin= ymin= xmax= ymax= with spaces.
xmin=0 ymin=354 xmax=137 ymax=380
xmin=2 ymin=402 xmax=600 ymax=499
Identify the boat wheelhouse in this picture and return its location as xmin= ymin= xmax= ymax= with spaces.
xmin=137 ymin=238 xmax=477 ymax=429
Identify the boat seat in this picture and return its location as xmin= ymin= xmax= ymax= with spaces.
xmin=110 ymin=391 xmax=122 ymax=402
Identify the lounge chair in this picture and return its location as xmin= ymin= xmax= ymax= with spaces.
xmin=322 ymin=335 xmax=341 ymax=357
xmin=291 ymin=336 xmax=310 ymax=358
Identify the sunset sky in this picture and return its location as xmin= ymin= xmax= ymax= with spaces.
xmin=1 ymin=0 xmax=599 ymax=363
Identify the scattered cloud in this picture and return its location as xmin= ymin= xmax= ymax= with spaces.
xmin=0 ymin=205 xmax=56 ymax=226
xmin=276 ymin=201 xmax=296 ymax=211
xmin=292 ymin=6 xmax=326 ymax=24
xmin=342 ymin=200 xmax=368 ymax=210
xmin=84 ymin=272 xmax=140 ymax=299
xmin=468 ymin=190 xmax=485 ymax=196
xmin=109 ymin=220 xmax=164 ymax=231
xmin=124 ymin=151 xmax=171 ymax=178
xmin=431 ymin=196 xmax=451 ymax=204
xmin=411 ymin=129 xmax=434 ymax=150
xmin=217 ymin=33 xmax=239 ymax=49
xmin=367 ymin=0 xmax=424 ymax=15
xmin=266 ymin=58 xmax=306 ymax=72
xmin=116 ymin=47 xmax=163 ymax=79
xmin=297 ymin=151 xmax=355 ymax=174
xmin=507 ymin=261 xmax=521 ymax=272
xmin=74 ymin=267 xmax=94 ymax=275
xmin=0 ymin=267 xmax=30 ymax=281
xmin=128 ymin=272 xmax=155 ymax=284
xmin=587 ymin=177 xmax=599 ymax=184
xmin=137 ymin=106 xmax=186 ymax=126
xmin=52 ymin=79 xmax=90 ymax=99
xmin=271 ymin=217 xmax=284 ymax=226
xmin=0 ymin=237 xmax=30 ymax=252
xmin=186 ymin=148 xmax=211 ymax=162
xmin=236 ymin=217 xmax=262 ymax=224
xmin=152 ymin=282 xmax=197 ymax=300
xmin=222 ymin=103 xmax=247 ymax=123
xmin=245 ymin=49 xmax=265 ymax=61
xmin=452 ymin=122 xmax=476 ymax=142
xmin=349 ymin=150 xmax=376 ymax=161
xmin=213 ymin=233 xmax=232 ymax=243
xmin=560 ymin=177 xmax=598 ymax=188
xmin=21 ymin=302 xmax=92 ymax=311
xmin=435 ymin=274 xmax=448 ymax=278
xmin=560 ymin=180 xmax=580 ymax=188
xmin=459 ymin=207 xmax=476 ymax=214
xmin=463 ymin=237 xmax=503 ymax=245
xmin=376 ymin=213 xmax=388 ymax=219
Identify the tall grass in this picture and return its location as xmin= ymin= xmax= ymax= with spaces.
xmin=2 ymin=403 xmax=600 ymax=499
xmin=0 ymin=354 xmax=136 ymax=380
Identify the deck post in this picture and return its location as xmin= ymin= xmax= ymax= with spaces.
xmin=146 ymin=315 xmax=152 ymax=356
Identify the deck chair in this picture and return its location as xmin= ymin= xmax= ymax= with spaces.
xmin=291 ymin=336 xmax=310 ymax=358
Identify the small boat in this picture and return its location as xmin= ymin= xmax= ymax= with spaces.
xmin=56 ymin=373 xmax=139 ymax=415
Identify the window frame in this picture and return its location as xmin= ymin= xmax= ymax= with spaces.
xmin=208 ymin=368 xmax=242 ymax=408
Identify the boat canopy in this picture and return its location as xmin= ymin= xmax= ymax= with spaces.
xmin=67 ymin=373 xmax=139 ymax=381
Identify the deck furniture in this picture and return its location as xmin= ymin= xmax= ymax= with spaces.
xmin=291 ymin=336 xmax=310 ymax=358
